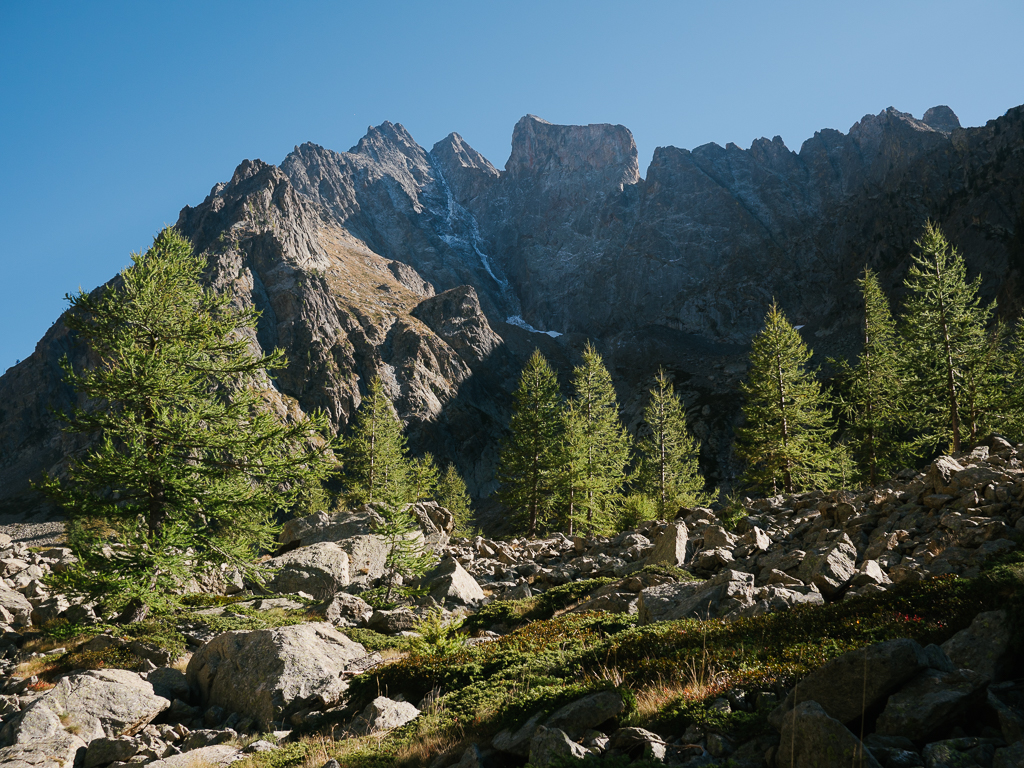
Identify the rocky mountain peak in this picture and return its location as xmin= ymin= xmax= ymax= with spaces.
xmin=429 ymin=132 xmax=500 ymax=206
xmin=922 ymin=105 xmax=962 ymax=134
xmin=505 ymin=114 xmax=640 ymax=190
xmin=229 ymin=158 xmax=273 ymax=186
xmin=349 ymin=121 xmax=432 ymax=179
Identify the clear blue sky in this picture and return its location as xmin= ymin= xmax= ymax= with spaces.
xmin=2 ymin=1 xmax=1022 ymax=372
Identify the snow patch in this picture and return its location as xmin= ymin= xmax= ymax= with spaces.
xmin=503 ymin=315 xmax=561 ymax=335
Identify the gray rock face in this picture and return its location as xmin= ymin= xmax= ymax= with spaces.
xmin=348 ymin=696 xmax=420 ymax=735
xmin=875 ymin=668 xmax=988 ymax=741
xmin=770 ymin=638 xmax=929 ymax=728
xmin=637 ymin=569 xmax=754 ymax=623
xmin=418 ymin=556 xmax=484 ymax=607
xmin=941 ymin=609 xmax=1010 ymax=683
xmin=0 ymin=586 xmax=33 ymax=627
xmin=7 ymin=669 xmax=169 ymax=743
xmin=776 ymin=700 xmax=882 ymax=768
xmin=265 ymin=541 xmax=351 ymax=599
xmin=84 ymin=737 xmax=137 ymax=768
xmin=528 ymin=726 xmax=589 ymax=766
xmin=646 ymin=522 xmax=688 ymax=567
xmin=186 ymin=622 xmax=369 ymax=728
xmin=544 ymin=691 xmax=624 ymax=738
xmin=0 ymin=732 xmax=87 ymax=768
xmin=322 ymin=592 xmax=374 ymax=627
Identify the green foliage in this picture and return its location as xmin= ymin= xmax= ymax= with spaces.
xmin=436 ymin=463 xmax=474 ymax=536
xmin=38 ymin=228 xmax=336 ymax=619
xmin=736 ymin=301 xmax=842 ymax=494
xmin=464 ymin=577 xmax=619 ymax=632
xmin=900 ymin=222 xmax=997 ymax=453
xmin=556 ymin=343 xmax=633 ymax=535
xmin=832 ymin=268 xmax=912 ymax=485
xmin=343 ymin=627 xmax=410 ymax=653
xmin=341 ymin=376 xmax=411 ymax=508
xmin=635 ymin=369 xmax=711 ymax=517
xmin=407 ymin=452 xmax=439 ymax=503
xmin=714 ymin=493 xmax=747 ymax=532
xmin=497 ymin=349 xmax=564 ymax=535
xmin=408 ymin=608 xmax=466 ymax=657
xmin=378 ymin=504 xmax=436 ymax=602
xmin=617 ymin=493 xmax=659 ymax=533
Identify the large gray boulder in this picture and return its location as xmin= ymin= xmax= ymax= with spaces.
xmin=769 ymin=638 xmax=929 ymax=729
xmin=278 ymin=507 xmax=391 ymax=587
xmin=418 ymin=557 xmax=484 ymax=607
xmin=265 ymin=541 xmax=351 ymax=599
xmin=3 ymin=669 xmax=169 ymax=744
xmin=776 ymin=700 xmax=881 ymax=768
xmin=875 ymin=668 xmax=988 ymax=741
xmin=646 ymin=522 xmax=688 ymax=567
xmin=0 ymin=732 xmax=87 ymax=768
xmin=322 ymin=592 xmax=374 ymax=627
xmin=186 ymin=622 xmax=370 ymax=729
xmin=799 ymin=537 xmax=858 ymax=597
xmin=941 ymin=610 xmax=1011 ymax=683
xmin=0 ymin=585 xmax=33 ymax=627
xmin=528 ymin=726 xmax=589 ymax=766
xmin=544 ymin=690 xmax=624 ymax=738
xmin=347 ymin=696 xmax=420 ymax=735
xmin=637 ymin=569 xmax=754 ymax=623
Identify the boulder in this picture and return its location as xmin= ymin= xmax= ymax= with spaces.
xmin=637 ymin=569 xmax=754 ymax=623
xmin=776 ymin=700 xmax=881 ymax=768
xmin=0 ymin=586 xmax=32 ymax=627
xmin=418 ymin=557 xmax=484 ymax=607
xmin=646 ymin=522 xmax=688 ymax=567
xmin=348 ymin=696 xmax=420 ymax=734
xmin=0 ymin=703 xmax=62 ymax=745
xmin=366 ymin=608 xmax=418 ymax=634
xmin=606 ymin=727 xmax=667 ymax=762
xmin=407 ymin=501 xmax=454 ymax=552
xmin=941 ymin=610 xmax=1010 ymax=683
xmin=322 ymin=592 xmax=374 ymax=627
xmin=702 ymin=525 xmax=738 ymax=550
xmin=492 ymin=712 xmax=544 ymax=756
xmin=8 ymin=669 xmax=169 ymax=743
xmin=850 ymin=560 xmax=892 ymax=587
xmin=769 ymin=638 xmax=929 ymax=729
xmin=146 ymin=745 xmax=241 ymax=767
xmin=528 ymin=726 xmax=589 ymax=766
xmin=875 ymin=668 xmax=988 ymax=742
xmin=147 ymin=667 xmax=190 ymax=703
xmin=84 ymin=737 xmax=137 ymax=768
xmin=800 ymin=538 xmax=857 ymax=597
xmin=187 ymin=622 xmax=370 ymax=729
xmin=928 ymin=456 xmax=964 ymax=495
xmin=544 ymin=690 xmax=624 ymax=738
xmin=994 ymin=741 xmax=1024 ymax=768
xmin=278 ymin=507 xmax=391 ymax=586
xmin=265 ymin=541 xmax=350 ymax=599
xmin=0 ymin=732 xmax=87 ymax=768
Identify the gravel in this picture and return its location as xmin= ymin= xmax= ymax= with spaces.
xmin=0 ymin=514 xmax=68 ymax=548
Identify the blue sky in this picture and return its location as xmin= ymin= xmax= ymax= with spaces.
xmin=2 ymin=0 xmax=1022 ymax=372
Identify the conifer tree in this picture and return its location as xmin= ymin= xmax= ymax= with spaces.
xmin=379 ymin=502 xmax=436 ymax=603
xmin=497 ymin=349 xmax=563 ymax=536
xmin=833 ymin=269 xmax=907 ymax=485
xmin=900 ymin=222 xmax=995 ymax=453
xmin=436 ymin=463 xmax=473 ymax=536
xmin=408 ymin=452 xmax=440 ymax=503
xmin=39 ymin=228 xmax=336 ymax=620
xmin=557 ymin=343 xmax=632 ymax=534
xmin=635 ymin=368 xmax=710 ymax=516
xmin=736 ymin=301 xmax=839 ymax=494
xmin=341 ymin=376 xmax=410 ymax=507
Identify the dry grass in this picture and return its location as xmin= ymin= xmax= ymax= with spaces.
xmin=375 ymin=648 xmax=407 ymax=663
xmin=172 ymin=652 xmax=193 ymax=673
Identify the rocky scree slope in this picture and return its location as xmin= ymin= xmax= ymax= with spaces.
xmin=3 ymin=104 xmax=1024 ymax=513
xmin=0 ymin=443 xmax=1021 ymax=766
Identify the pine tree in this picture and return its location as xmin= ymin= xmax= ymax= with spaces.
xmin=39 ymin=228 xmax=336 ymax=620
xmin=900 ymin=222 xmax=996 ymax=453
xmin=496 ymin=349 xmax=563 ymax=536
xmin=555 ymin=343 xmax=632 ymax=534
xmin=341 ymin=376 xmax=410 ymax=507
xmin=436 ymin=463 xmax=474 ymax=536
xmin=378 ymin=503 xmax=435 ymax=603
xmin=408 ymin=452 xmax=440 ymax=503
xmin=635 ymin=368 xmax=710 ymax=516
xmin=833 ymin=269 xmax=908 ymax=485
xmin=736 ymin=301 xmax=840 ymax=494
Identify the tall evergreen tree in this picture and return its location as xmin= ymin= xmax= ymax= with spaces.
xmin=39 ymin=228 xmax=336 ymax=620
xmin=497 ymin=349 xmax=563 ymax=536
xmin=408 ymin=452 xmax=440 ymax=503
xmin=341 ymin=376 xmax=410 ymax=507
xmin=833 ymin=268 xmax=907 ymax=485
xmin=635 ymin=368 xmax=710 ymax=516
xmin=900 ymin=222 xmax=995 ymax=453
xmin=557 ymin=343 xmax=632 ymax=535
xmin=736 ymin=301 xmax=839 ymax=494
xmin=436 ymin=463 xmax=474 ymax=536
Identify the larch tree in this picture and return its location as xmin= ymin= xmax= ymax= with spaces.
xmin=635 ymin=368 xmax=710 ymax=516
xmin=833 ymin=268 xmax=907 ymax=485
xmin=736 ymin=301 xmax=840 ymax=494
xmin=557 ymin=343 xmax=632 ymax=535
xmin=341 ymin=376 xmax=411 ymax=508
xmin=436 ymin=463 xmax=473 ymax=536
xmin=496 ymin=349 xmax=563 ymax=536
xmin=39 ymin=228 xmax=336 ymax=621
xmin=900 ymin=222 xmax=995 ymax=453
